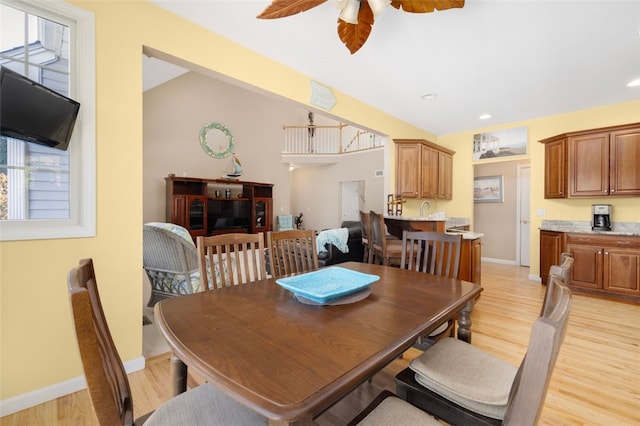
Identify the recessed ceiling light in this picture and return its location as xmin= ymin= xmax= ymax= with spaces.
xmin=627 ymin=78 xmax=640 ymax=87
xmin=479 ymin=113 xmax=492 ymax=120
xmin=421 ymin=93 xmax=437 ymax=100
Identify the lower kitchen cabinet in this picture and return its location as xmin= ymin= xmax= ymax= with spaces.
xmin=561 ymin=232 xmax=640 ymax=301
xmin=540 ymin=230 xmax=564 ymax=284
xmin=459 ymin=237 xmax=482 ymax=285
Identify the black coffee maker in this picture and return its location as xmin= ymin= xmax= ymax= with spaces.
xmin=592 ymin=204 xmax=612 ymax=231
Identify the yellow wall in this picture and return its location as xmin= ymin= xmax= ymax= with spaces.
xmin=2 ymin=0 xmax=637 ymax=404
xmin=0 ymin=1 xmax=433 ymax=401
xmin=437 ymin=100 xmax=640 ymax=277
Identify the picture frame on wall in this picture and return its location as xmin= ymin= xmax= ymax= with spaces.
xmin=474 ymin=175 xmax=503 ymax=203
xmin=472 ymin=126 xmax=527 ymax=161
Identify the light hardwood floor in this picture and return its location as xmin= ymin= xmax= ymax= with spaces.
xmin=2 ymin=263 xmax=639 ymax=425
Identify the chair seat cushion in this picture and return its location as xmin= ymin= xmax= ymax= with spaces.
xmin=409 ymin=337 xmax=517 ymax=420
xmin=143 ymin=383 xmax=265 ymax=425
xmin=357 ymin=395 xmax=442 ymax=425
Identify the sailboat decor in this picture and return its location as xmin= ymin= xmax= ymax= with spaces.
xmin=223 ymin=153 xmax=243 ymax=180
xmin=257 ymin=0 xmax=465 ymax=54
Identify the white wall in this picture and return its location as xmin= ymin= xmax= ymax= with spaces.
xmin=143 ymin=71 xmax=385 ymax=230
xmin=289 ymin=148 xmax=385 ymax=231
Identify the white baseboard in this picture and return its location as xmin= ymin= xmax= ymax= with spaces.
xmin=481 ymin=257 xmax=517 ymax=265
xmin=0 ymin=356 xmax=145 ymax=417
xmin=480 ymin=258 xmax=541 ymax=282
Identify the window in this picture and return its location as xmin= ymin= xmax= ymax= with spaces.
xmin=0 ymin=0 xmax=95 ymax=240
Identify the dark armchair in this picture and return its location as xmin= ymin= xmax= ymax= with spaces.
xmin=317 ymin=220 xmax=365 ymax=267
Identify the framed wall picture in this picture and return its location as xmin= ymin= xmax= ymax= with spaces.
xmin=473 ymin=126 xmax=527 ymax=161
xmin=474 ymin=175 xmax=503 ymax=203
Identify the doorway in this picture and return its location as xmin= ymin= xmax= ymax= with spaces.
xmin=341 ymin=180 xmax=364 ymax=222
xmin=517 ymin=165 xmax=530 ymax=266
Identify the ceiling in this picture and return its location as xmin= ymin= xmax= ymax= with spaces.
xmin=146 ymin=0 xmax=640 ymax=136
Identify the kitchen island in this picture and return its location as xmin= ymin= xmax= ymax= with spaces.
xmin=384 ymin=216 xmax=483 ymax=285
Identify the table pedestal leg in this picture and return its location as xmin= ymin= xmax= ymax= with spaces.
xmin=170 ymin=355 xmax=188 ymax=396
xmin=457 ymin=299 xmax=474 ymax=343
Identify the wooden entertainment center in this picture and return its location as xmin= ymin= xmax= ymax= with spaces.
xmin=165 ymin=174 xmax=273 ymax=238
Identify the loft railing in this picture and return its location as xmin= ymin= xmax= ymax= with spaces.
xmin=282 ymin=124 xmax=383 ymax=155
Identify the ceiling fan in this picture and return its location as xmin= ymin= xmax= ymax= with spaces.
xmin=257 ymin=0 xmax=465 ymax=54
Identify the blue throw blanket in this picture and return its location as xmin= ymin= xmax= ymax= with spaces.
xmin=316 ymin=228 xmax=349 ymax=253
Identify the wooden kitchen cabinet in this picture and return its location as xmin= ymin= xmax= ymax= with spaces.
xmin=565 ymin=233 xmax=640 ymax=301
xmin=394 ymin=139 xmax=455 ymax=199
xmin=539 ymin=122 xmax=640 ymax=199
xmin=610 ymin=127 xmax=640 ymax=196
xmin=438 ymin=150 xmax=453 ymax=200
xmin=459 ymin=237 xmax=482 ymax=285
xmin=539 ymin=230 xmax=564 ymax=284
xmin=543 ymin=137 xmax=567 ymax=198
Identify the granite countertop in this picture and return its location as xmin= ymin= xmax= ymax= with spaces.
xmin=383 ymin=216 xmax=482 ymax=239
xmin=540 ymin=220 xmax=640 ymax=237
xmin=446 ymin=231 xmax=484 ymax=240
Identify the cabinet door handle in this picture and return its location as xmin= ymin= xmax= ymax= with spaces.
xmin=617 ymin=241 xmax=631 ymax=245
xmin=604 ymin=189 xmax=608 ymax=193
xmin=604 ymin=251 xmax=609 ymax=255
xmin=611 ymin=189 xmax=615 ymax=193
xmin=598 ymin=250 xmax=602 ymax=254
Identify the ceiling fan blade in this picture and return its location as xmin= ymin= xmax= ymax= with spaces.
xmin=391 ymin=0 xmax=465 ymax=13
xmin=257 ymin=0 xmax=328 ymax=19
xmin=338 ymin=0 xmax=374 ymax=54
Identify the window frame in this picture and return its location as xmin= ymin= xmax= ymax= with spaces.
xmin=0 ymin=0 xmax=95 ymax=241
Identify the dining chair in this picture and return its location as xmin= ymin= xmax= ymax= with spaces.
xmin=348 ymin=390 xmax=442 ymax=425
xmin=266 ymin=229 xmax=319 ymax=278
xmin=400 ymin=230 xmax=462 ymax=343
xmin=143 ymin=222 xmax=202 ymax=306
xmin=196 ymin=233 xmax=268 ymax=290
xmin=543 ymin=252 xmax=573 ymax=316
xmin=394 ymin=276 xmax=572 ymax=426
xmin=369 ymin=210 xmax=403 ymax=266
xmin=359 ymin=210 xmax=373 ymax=263
xmin=67 ymin=258 xmax=265 ymax=425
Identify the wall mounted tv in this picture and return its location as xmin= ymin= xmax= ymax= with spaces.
xmin=0 ymin=66 xmax=80 ymax=151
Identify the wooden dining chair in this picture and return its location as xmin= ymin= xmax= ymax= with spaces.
xmin=369 ymin=210 xmax=403 ymax=266
xmin=67 ymin=258 xmax=265 ymax=425
xmin=543 ymin=252 xmax=573 ymax=316
xmin=196 ymin=233 xmax=268 ymax=290
xmin=348 ymin=390 xmax=442 ymax=425
xmin=400 ymin=230 xmax=462 ymax=343
xmin=266 ymin=229 xmax=319 ymax=278
xmin=359 ymin=210 xmax=373 ymax=263
xmin=395 ymin=276 xmax=573 ymax=426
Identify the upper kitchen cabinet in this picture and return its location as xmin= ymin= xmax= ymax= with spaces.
xmin=394 ymin=139 xmax=455 ymax=199
xmin=540 ymin=123 xmax=640 ymax=199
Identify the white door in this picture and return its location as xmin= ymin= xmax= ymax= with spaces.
xmin=518 ymin=165 xmax=531 ymax=266
xmin=341 ymin=180 xmax=363 ymax=222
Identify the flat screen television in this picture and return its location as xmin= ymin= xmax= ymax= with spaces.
xmin=0 ymin=66 xmax=80 ymax=151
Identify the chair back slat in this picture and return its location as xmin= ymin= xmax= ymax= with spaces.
xmin=196 ymin=233 xmax=267 ymax=290
xmin=504 ymin=277 xmax=572 ymax=426
xmin=267 ymin=229 xmax=319 ymax=278
xmin=68 ymin=258 xmax=134 ymax=426
xmin=401 ymin=231 xmax=462 ymax=279
xmin=359 ymin=210 xmax=373 ymax=263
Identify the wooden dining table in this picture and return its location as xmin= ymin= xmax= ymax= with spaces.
xmin=154 ymin=261 xmax=482 ymax=425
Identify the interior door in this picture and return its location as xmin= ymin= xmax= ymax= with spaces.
xmin=341 ymin=180 xmax=363 ymax=222
xmin=518 ymin=165 xmax=531 ymax=266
